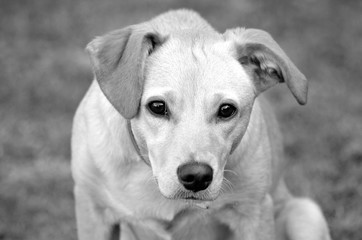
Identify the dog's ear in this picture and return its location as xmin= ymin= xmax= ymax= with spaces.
xmin=86 ymin=25 xmax=166 ymax=119
xmin=224 ymin=28 xmax=308 ymax=105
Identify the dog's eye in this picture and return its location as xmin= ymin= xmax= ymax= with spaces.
xmin=217 ymin=104 xmax=237 ymax=120
xmin=148 ymin=101 xmax=168 ymax=117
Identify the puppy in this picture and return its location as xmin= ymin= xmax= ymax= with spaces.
xmin=71 ymin=9 xmax=331 ymax=240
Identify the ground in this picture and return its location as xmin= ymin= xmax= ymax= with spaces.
xmin=0 ymin=0 xmax=361 ymax=239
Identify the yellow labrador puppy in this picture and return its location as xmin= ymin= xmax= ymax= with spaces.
xmin=72 ymin=9 xmax=330 ymax=240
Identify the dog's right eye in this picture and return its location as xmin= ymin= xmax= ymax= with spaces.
xmin=217 ymin=103 xmax=237 ymax=120
xmin=147 ymin=101 xmax=168 ymax=117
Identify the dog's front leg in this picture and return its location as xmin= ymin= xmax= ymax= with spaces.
xmin=74 ymin=186 xmax=116 ymax=240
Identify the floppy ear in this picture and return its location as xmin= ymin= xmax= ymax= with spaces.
xmin=224 ymin=28 xmax=308 ymax=105
xmin=86 ymin=25 xmax=165 ymax=119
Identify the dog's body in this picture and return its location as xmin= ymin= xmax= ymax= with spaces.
xmin=72 ymin=9 xmax=330 ymax=240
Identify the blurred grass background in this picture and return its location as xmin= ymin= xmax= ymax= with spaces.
xmin=0 ymin=0 xmax=361 ymax=239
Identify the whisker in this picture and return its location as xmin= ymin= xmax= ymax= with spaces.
xmin=223 ymin=177 xmax=234 ymax=192
xmin=219 ymin=185 xmax=227 ymax=195
xmin=223 ymin=169 xmax=238 ymax=177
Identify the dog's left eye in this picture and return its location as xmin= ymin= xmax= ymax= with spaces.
xmin=217 ymin=104 xmax=237 ymax=120
xmin=148 ymin=101 xmax=168 ymax=117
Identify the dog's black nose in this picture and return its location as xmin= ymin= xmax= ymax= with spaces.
xmin=177 ymin=163 xmax=213 ymax=192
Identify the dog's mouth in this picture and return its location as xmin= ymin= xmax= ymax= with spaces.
xmin=166 ymin=193 xmax=212 ymax=201
xmin=176 ymin=189 xmax=213 ymax=200
xmin=158 ymin=187 xmax=219 ymax=209
xmin=184 ymin=196 xmax=199 ymax=200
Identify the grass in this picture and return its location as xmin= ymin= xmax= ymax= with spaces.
xmin=0 ymin=0 xmax=361 ymax=239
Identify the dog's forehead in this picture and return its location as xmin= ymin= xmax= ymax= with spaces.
xmin=144 ymin=33 xmax=253 ymax=102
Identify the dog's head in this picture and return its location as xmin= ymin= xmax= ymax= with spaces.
xmin=86 ymin=22 xmax=307 ymax=201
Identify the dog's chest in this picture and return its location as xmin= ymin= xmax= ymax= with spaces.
xmin=109 ymin=162 xmax=183 ymax=221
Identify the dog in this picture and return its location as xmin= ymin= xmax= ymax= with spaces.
xmin=71 ymin=9 xmax=331 ymax=240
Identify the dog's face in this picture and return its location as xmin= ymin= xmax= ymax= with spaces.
xmin=86 ymin=24 xmax=307 ymax=201
xmin=132 ymin=37 xmax=255 ymax=200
